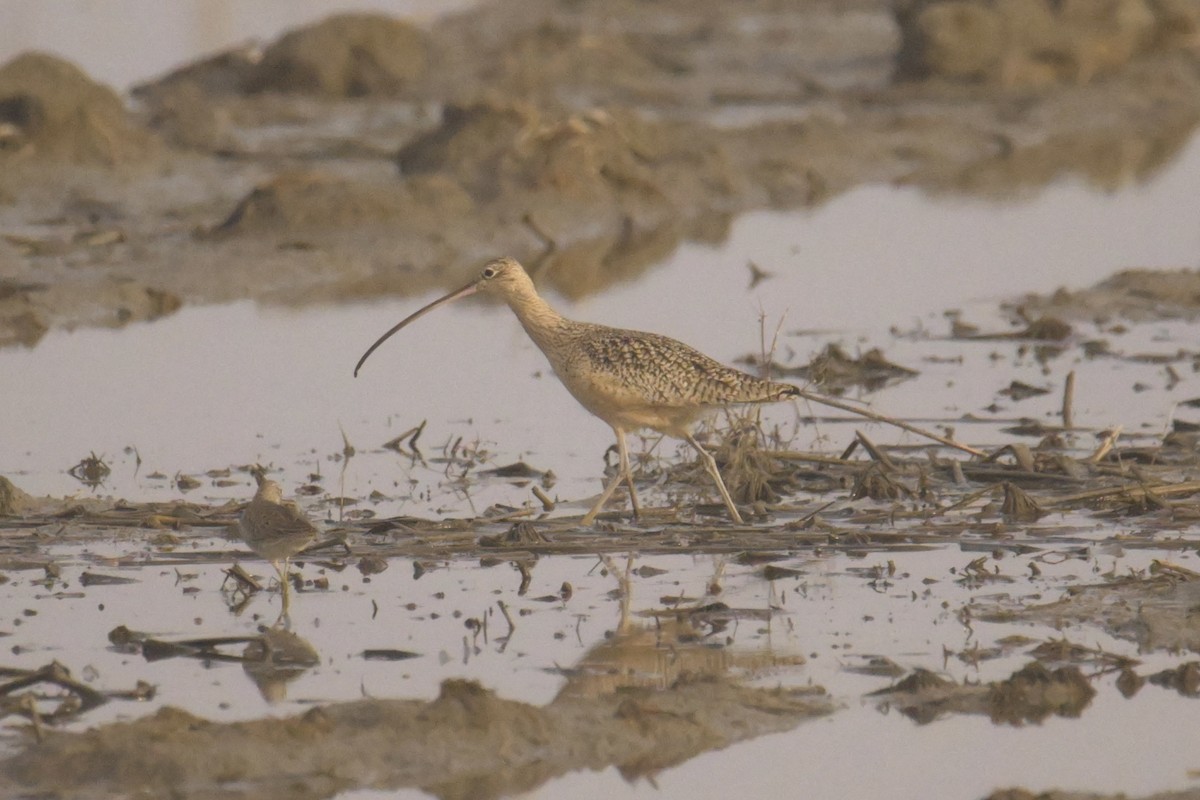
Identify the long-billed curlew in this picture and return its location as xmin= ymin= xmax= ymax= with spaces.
xmin=239 ymin=470 xmax=318 ymax=606
xmin=354 ymin=256 xmax=799 ymax=525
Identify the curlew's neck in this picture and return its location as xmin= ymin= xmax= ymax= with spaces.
xmin=503 ymin=280 xmax=570 ymax=353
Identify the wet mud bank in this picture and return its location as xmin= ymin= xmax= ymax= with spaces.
xmin=2 ymin=0 xmax=1200 ymax=344
xmin=1 ymin=678 xmax=832 ymax=800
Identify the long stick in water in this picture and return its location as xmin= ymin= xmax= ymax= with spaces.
xmin=793 ymin=388 xmax=986 ymax=458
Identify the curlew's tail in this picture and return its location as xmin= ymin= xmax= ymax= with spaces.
xmin=724 ymin=376 xmax=801 ymax=405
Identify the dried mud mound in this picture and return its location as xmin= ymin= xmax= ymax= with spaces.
xmin=140 ymin=12 xmax=428 ymax=100
xmin=248 ymin=13 xmax=429 ymax=96
xmin=395 ymin=100 xmax=733 ymax=294
xmin=0 ymin=475 xmax=33 ymax=515
xmin=0 ymin=52 xmax=158 ymax=166
xmin=895 ymin=0 xmax=1200 ymax=86
xmin=213 ymin=170 xmax=415 ymax=234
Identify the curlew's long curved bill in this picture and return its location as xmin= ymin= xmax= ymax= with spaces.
xmin=353 ymin=279 xmax=480 ymax=376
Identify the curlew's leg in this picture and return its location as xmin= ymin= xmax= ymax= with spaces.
xmin=684 ymin=433 xmax=744 ymax=525
xmin=616 ymin=430 xmax=642 ymax=520
xmin=582 ymin=427 xmax=636 ymax=525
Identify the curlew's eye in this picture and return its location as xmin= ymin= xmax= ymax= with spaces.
xmin=481 ymin=265 xmax=498 ymax=279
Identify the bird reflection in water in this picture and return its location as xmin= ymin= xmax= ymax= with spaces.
xmin=122 ymin=624 xmax=320 ymax=704
xmin=555 ymin=555 xmax=805 ymax=700
xmin=241 ymin=625 xmax=321 ymax=704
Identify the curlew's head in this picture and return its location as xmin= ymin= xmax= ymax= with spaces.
xmin=471 ymin=256 xmax=536 ymax=299
xmin=354 ymin=257 xmax=536 ymax=377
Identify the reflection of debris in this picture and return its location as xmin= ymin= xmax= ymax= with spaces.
xmin=111 ymin=625 xmax=248 ymax=663
xmin=808 ymin=344 xmax=919 ymax=390
xmin=479 ymin=521 xmax=546 ymax=548
xmin=961 ymin=316 xmax=1072 ymax=341
xmin=1147 ymin=662 xmax=1200 ymax=698
xmin=356 ymin=555 xmax=389 ymax=576
xmin=988 ymin=663 xmax=1095 ymax=725
xmin=742 ymin=343 xmax=918 ymax=392
xmin=362 ymin=649 xmax=420 ymax=661
xmin=512 ymin=560 xmax=534 ymax=595
xmin=998 ymin=380 xmax=1051 ymax=401
xmin=954 ymin=555 xmax=1015 ymax=588
xmin=872 ymin=662 xmax=1094 ymax=726
xmin=1026 ymin=638 xmax=1137 ymax=672
xmin=761 ymin=564 xmax=803 ymax=580
xmin=746 ymin=260 xmax=773 ymax=289
xmin=1000 ymin=481 xmax=1044 ymax=522
xmin=382 ymin=420 xmax=425 ymax=462
xmin=67 ymin=452 xmax=110 ymax=487
xmin=242 ymin=627 xmax=320 ymax=704
xmin=851 ymin=461 xmax=912 ymax=501
xmin=479 ymin=461 xmax=548 ymax=480
xmin=78 ymin=571 xmax=138 ymax=586
xmin=222 ymin=562 xmax=263 ymax=596
xmin=0 ymin=661 xmax=151 ymax=731
xmin=109 ymin=624 xmax=318 ymax=704
xmin=842 ymin=655 xmax=905 ymax=678
xmin=975 ymin=570 xmax=1200 ymax=654
xmin=174 ymin=472 xmax=201 ymax=492
xmin=1010 ymin=269 xmax=1200 ymax=324
xmin=1116 ymin=667 xmax=1146 ymax=698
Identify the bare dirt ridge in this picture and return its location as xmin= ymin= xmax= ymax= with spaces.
xmin=2 ymin=0 xmax=1200 ymax=345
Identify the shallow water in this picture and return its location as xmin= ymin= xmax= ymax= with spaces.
xmin=5 ymin=524 xmax=1199 ymax=798
xmin=3 ymin=131 xmax=1200 ymax=800
xmin=4 ymin=5 xmax=1200 ymax=798
xmin=4 ymin=136 xmax=1200 ymax=513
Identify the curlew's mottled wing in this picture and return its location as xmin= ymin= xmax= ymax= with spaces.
xmin=559 ymin=321 xmax=796 ymax=417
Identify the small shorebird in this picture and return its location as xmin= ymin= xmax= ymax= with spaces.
xmin=354 ymin=256 xmax=799 ymax=524
xmin=239 ymin=471 xmax=318 ymax=602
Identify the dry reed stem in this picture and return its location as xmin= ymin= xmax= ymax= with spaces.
xmin=1062 ymin=370 xmax=1076 ymax=429
xmin=793 ymin=389 xmax=986 ymax=458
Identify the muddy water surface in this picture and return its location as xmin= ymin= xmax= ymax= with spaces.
xmin=3 ymin=2 xmax=1200 ymax=798
xmin=5 ymin=136 xmax=1200 ymax=509
xmin=3 ymin=167 xmax=1200 ymax=797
